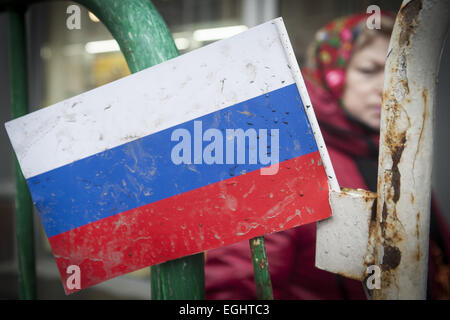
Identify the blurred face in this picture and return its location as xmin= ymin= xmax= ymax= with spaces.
xmin=342 ymin=35 xmax=390 ymax=130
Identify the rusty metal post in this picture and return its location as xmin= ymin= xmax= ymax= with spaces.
xmin=316 ymin=0 xmax=449 ymax=300
xmin=372 ymin=0 xmax=449 ymax=299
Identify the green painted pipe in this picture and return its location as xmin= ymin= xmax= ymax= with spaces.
xmin=76 ymin=0 xmax=205 ymax=300
xmin=76 ymin=0 xmax=178 ymax=73
xmin=250 ymin=236 xmax=274 ymax=300
xmin=151 ymin=253 xmax=205 ymax=300
xmin=8 ymin=5 xmax=37 ymax=300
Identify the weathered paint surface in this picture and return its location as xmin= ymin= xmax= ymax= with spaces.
xmin=77 ymin=0 xmax=179 ymax=73
xmin=250 ymin=236 xmax=274 ymax=300
xmin=316 ymin=188 xmax=377 ymax=282
xmin=372 ymin=0 xmax=449 ymax=299
xmin=6 ymin=18 xmax=335 ymax=294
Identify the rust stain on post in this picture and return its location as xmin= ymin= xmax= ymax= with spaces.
xmin=399 ymin=0 xmax=423 ymax=48
xmin=416 ymin=211 xmax=421 ymax=262
xmin=413 ymin=89 xmax=428 ymax=163
xmin=382 ymin=245 xmax=402 ymax=271
xmin=390 ymin=133 xmax=406 ymax=204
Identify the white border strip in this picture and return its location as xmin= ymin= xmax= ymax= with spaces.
xmin=274 ymin=17 xmax=340 ymax=192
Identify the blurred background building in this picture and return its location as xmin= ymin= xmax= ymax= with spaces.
xmin=0 ymin=0 xmax=448 ymax=299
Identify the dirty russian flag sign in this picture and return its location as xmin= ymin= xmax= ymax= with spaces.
xmin=5 ymin=18 xmax=335 ymax=294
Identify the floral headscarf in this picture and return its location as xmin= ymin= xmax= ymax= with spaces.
xmin=303 ymin=12 xmax=393 ymax=103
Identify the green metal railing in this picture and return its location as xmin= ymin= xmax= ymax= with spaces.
xmin=7 ymin=4 xmax=36 ymax=300
xmin=2 ymin=0 xmax=274 ymax=300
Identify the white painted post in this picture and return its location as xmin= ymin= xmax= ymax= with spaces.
xmin=373 ymin=0 xmax=449 ymax=299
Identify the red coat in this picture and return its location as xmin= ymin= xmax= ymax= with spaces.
xmin=204 ymin=80 xmax=450 ymax=299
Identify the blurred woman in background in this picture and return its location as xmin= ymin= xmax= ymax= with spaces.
xmin=205 ymin=12 xmax=450 ymax=299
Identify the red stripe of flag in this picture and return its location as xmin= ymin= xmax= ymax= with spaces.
xmin=50 ymin=151 xmax=330 ymax=294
